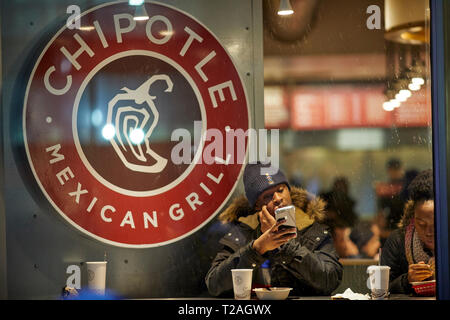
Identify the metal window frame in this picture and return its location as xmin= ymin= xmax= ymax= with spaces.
xmin=431 ymin=0 xmax=450 ymax=300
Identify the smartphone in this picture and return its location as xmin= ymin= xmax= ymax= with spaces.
xmin=275 ymin=205 xmax=296 ymax=235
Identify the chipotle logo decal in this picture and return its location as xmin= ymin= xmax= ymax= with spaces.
xmin=23 ymin=2 xmax=249 ymax=247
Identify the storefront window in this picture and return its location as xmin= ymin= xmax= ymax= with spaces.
xmin=0 ymin=0 xmax=443 ymax=301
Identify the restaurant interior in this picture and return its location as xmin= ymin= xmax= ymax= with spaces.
xmin=263 ymin=0 xmax=431 ymax=218
xmin=260 ymin=0 xmax=432 ymax=295
xmin=244 ymin=0 xmax=432 ymax=296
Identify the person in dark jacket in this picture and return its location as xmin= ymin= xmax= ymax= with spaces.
xmin=205 ymin=162 xmax=343 ymax=297
xmin=320 ymin=176 xmax=360 ymax=258
xmin=375 ymin=158 xmax=405 ymax=245
xmin=380 ymin=169 xmax=435 ymax=294
xmin=320 ymin=176 xmax=359 ymax=229
xmin=348 ymin=221 xmax=381 ymax=259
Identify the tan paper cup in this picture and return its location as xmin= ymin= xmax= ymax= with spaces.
xmin=367 ymin=265 xmax=390 ymax=299
xmin=86 ymin=261 xmax=107 ymax=295
xmin=231 ymin=269 xmax=253 ymax=300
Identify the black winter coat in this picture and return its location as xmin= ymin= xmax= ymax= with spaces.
xmin=205 ymin=187 xmax=343 ymax=297
xmin=380 ymin=229 xmax=414 ymax=294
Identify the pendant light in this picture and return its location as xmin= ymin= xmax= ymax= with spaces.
xmin=134 ymin=4 xmax=149 ymax=21
xmin=278 ymin=0 xmax=294 ymax=16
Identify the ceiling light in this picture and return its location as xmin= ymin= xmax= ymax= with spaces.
xmin=129 ymin=0 xmax=144 ymax=5
xmin=408 ymin=82 xmax=421 ymax=91
xmin=79 ymin=26 xmax=95 ymax=31
xmin=395 ymin=93 xmax=407 ymax=102
xmin=134 ymin=5 xmax=149 ymax=21
xmin=412 ymin=77 xmax=425 ymax=85
xmin=278 ymin=0 xmax=294 ymax=16
xmin=389 ymin=99 xmax=400 ymax=108
xmin=399 ymin=89 xmax=412 ymax=98
xmin=383 ymin=101 xmax=394 ymax=111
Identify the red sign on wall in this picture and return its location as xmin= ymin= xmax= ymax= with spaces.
xmin=393 ymin=89 xmax=432 ymax=127
xmin=288 ymin=86 xmax=429 ymax=130
xmin=23 ymin=2 xmax=250 ymax=247
xmin=290 ymin=91 xmax=324 ymax=130
xmin=264 ymin=86 xmax=290 ymax=129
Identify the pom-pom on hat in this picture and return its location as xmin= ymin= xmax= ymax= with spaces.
xmin=243 ymin=162 xmax=290 ymax=208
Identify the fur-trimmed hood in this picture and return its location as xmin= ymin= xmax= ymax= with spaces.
xmin=218 ymin=186 xmax=327 ymax=231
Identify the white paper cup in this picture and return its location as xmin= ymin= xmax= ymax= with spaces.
xmin=231 ymin=269 xmax=253 ymax=300
xmin=86 ymin=261 xmax=107 ymax=295
xmin=367 ymin=265 xmax=390 ymax=299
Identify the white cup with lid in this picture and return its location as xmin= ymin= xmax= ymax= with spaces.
xmin=367 ymin=265 xmax=390 ymax=299
xmin=85 ymin=261 xmax=107 ymax=295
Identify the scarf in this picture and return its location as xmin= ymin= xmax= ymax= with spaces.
xmin=405 ymin=219 xmax=433 ymax=265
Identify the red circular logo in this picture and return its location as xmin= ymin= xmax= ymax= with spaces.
xmin=23 ymin=2 xmax=249 ymax=247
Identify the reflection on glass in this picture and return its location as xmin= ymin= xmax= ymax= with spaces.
xmin=129 ymin=128 xmax=145 ymax=145
xmin=102 ymin=124 xmax=115 ymax=140
xmin=128 ymin=0 xmax=144 ymax=6
xmin=133 ymin=5 xmax=149 ymax=21
xmin=412 ymin=77 xmax=425 ymax=86
xmin=91 ymin=109 xmax=103 ymax=127
xmin=409 ymin=83 xmax=421 ymax=91
xmin=277 ymin=0 xmax=294 ymax=16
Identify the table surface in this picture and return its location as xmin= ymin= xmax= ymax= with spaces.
xmin=294 ymin=294 xmax=435 ymax=300
xmin=138 ymin=294 xmax=436 ymax=301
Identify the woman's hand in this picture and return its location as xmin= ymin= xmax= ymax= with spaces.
xmin=408 ymin=261 xmax=434 ymax=283
xmin=252 ymin=206 xmax=297 ymax=255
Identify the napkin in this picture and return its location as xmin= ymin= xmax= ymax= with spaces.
xmin=331 ymin=288 xmax=370 ymax=300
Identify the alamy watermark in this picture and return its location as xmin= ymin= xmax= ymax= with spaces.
xmin=66 ymin=5 xmax=81 ymax=30
xmin=171 ymin=122 xmax=280 ymax=175
xmin=66 ymin=264 xmax=81 ymax=289
xmin=366 ymin=5 xmax=381 ymax=30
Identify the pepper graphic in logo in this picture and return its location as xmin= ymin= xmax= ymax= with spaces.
xmin=22 ymin=2 xmax=250 ymax=247
xmin=107 ymin=75 xmax=173 ymax=173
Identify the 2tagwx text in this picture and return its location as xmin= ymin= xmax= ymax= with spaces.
xmin=177 ymin=303 xmax=272 ymax=318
